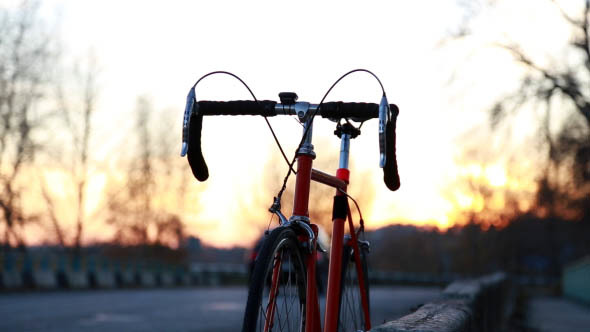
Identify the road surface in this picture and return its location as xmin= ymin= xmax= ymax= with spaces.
xmin=0 ymin=286 xmax=441 ymax=331
xmin=527 ymin=296 xmax=590 ymax=332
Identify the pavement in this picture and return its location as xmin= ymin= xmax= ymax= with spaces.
xmin=0 ymin=286 xmax=440 ymax=331
xmin=527 ymin=296 xmax=590 ymax=332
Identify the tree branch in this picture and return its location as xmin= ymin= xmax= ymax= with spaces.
xmin=552 ymin=0 xmax=590 ymax=71
xmin=40 ymin=181 xmax=66 ymax=248
xmin=500 ymin=44 xmax=590 ymax=128
xmin=551 ymin=0 xmax=584 ymax=25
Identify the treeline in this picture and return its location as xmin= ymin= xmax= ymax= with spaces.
xmin=367 ymin=212 xmax=590 ymax=277
xmin=25 ymin=235 xmax=248 ymax=267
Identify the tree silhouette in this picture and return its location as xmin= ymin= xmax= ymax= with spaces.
xmin=454 ymin=0 xmax=590 ymax=219
xmin=40 ymin=54 xmax=100 ymax=253
xmin=106 ymin=97 xmax=191 ymax=248
xmin=0 ymin=1 xmax=57 ymax=249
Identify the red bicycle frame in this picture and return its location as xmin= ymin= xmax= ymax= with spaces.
xmin=266 ymin=120 xmax=371 ymax=332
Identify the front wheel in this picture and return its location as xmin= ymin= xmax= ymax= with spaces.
xmin=338 ymin=239 xmax=370 ymax=332
xmin=242 ymin=227 xmax=307 ymax=332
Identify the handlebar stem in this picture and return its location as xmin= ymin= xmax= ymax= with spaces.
xmin=295 ymin=102 xmax=312 ymax=122
xmin=274 ymin=102 xmax=319 ymax=119
xmin=297 ymin=119 xmax=316 ymax=158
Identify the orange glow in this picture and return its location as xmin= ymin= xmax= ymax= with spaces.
xmin=442 ymin=162 xmax=537 ymax=227
xmin=18 ymin=154 xmax=540 ymax=248
xmin=18 ymin=158 xmax=540 ymax=247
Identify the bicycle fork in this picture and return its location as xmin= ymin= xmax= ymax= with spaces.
xmin=264 ymin=254 xmax=282 ymax=332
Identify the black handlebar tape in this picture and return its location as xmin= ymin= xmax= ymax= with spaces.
xmin=197 ymin=100 xmax=277 ymax=116
xmin=320 ymin=102 xmax=379 ymax=121
xmin=384 ymin=104 xmax=400 ymax=191
xmin=187 ymin=111 xmax=208 ymax=181
xmin=187 ymin=100 xmax=278 ymax=182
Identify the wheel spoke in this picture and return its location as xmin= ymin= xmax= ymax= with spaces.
xmin=244 ymin=231 xmax=305 ymax=332
xmin=339 ymin=246 xmax=369 ymax=332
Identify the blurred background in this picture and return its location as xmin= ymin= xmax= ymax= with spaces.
xmin=0 ymin=0 xmax=589 ymax=331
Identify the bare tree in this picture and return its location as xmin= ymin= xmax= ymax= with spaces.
xmin=106 ymin=97 xmax=187 ymax=248
xmin=0 ymin=1 xmax=57 ymax=249
xmin=452 ymin=0 xmax=590 ymax=219
xmin=40 ymin=54 xmax=100 ymax=252
xmin=492 ymin=1 xmax=590 ymax=217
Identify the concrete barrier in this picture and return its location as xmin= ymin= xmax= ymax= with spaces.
xmin=137 ymin=271 xmax=156 ymax=287
xmin=159 ymin=271 xmax=175 ymax=287
xmin=67 ymin=270 xmax=89 ymax=289
xmin=371 ymin=272 xmax=512 ymax=332
xmin=65 ymin=256 xmax=89 ymax=289
xmin=33 ymin=270 xmax=57 ymax=289
xmin=1 ymin=253 xmax=254 ymax=291
xmin=32 ymin=255 xmax=57 ymax=289
xmin=1 ymin=252 xmax=23 ymax=289
xmin=95 ymin=271 xmax=116 ymax=288
xmin=371 ymin=300 xmax=473 ymax=332
xmin=1 ymin=270 xmax=23 ymax=289
xmin=189 ymin=263 xmax=248 ymax=286
xmin=93 ymin=259 xmax=116 ymax=288
xmin=118 ymin=269 xmax=137 ymax=287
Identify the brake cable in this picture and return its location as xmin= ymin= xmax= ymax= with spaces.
xmin=338 ymin=188 xmax=365 ymax=236
xmin=189 ymin=71 xmax=295 ymax=174
xmin=272 ymin=69 xmax=387 ymax=211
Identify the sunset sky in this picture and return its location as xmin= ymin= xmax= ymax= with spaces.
xmin=16 ymin=0 xmax=576 ymax=247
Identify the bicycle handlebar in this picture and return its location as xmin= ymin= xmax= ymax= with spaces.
xmin=183 ymin=99 xmax=400 ymax=191
xmin=195 ymin=100 xmax=380 ymax=121
xmin=198 ymin=100 xmax=278 ymax=116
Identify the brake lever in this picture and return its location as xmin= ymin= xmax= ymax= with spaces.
xmin=378 ymin=94 xmax=389 ymax=168
xmin=180 ymin=87 xmax=196 ymax=157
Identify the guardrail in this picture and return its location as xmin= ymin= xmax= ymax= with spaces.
xmin=371 ymin=272 xmax=512 ymax=332
xmin=0 ymin=252 xmax=249 ymax=290
xmin=1 ymin=252 xmax=472 ymax=291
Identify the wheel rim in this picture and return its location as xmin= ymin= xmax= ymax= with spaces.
xmin=339 ymin=247 xmax=366 ymax=331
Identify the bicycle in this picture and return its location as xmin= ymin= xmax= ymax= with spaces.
xmin=180 ymin=69 xmax=400 ymax=332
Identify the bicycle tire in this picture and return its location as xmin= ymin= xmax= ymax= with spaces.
xmin=242 ymin=227 xmax=307 ymax=332
xmin=338 ymin=241 xmax=370 ymax=332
